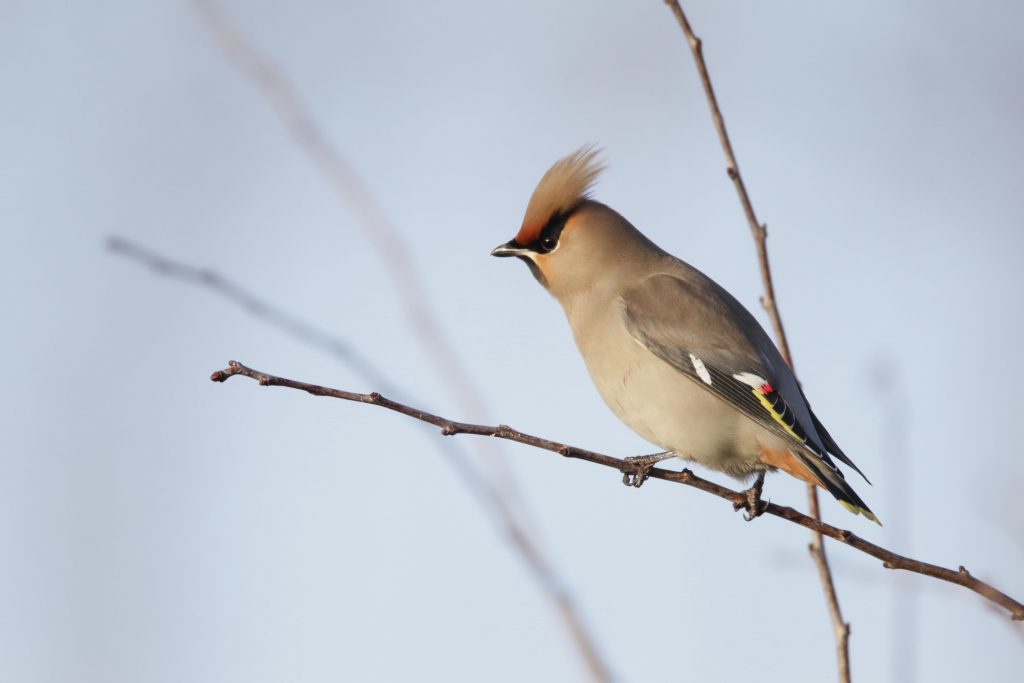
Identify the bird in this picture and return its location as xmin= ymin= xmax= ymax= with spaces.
xmin=491 ymin=147 xmax=878 ymax=523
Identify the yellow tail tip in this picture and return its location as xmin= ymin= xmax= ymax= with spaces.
xmin=838 ymin=500 xmax=883 ymax=526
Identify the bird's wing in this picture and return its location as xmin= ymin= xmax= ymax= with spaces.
xmin=619 ymin=272 xmax=836 ymax=467
xmin=619 ymin=272 xmax=876 ymax=522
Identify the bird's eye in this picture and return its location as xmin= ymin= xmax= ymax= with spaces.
xmin=540 ymin=236 xmax=557 ymax=252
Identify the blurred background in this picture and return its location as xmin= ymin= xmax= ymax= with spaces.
xmin=3 ymin=1 xmax=1023 ymax=681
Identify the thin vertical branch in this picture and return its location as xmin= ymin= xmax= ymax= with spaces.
xmin=870 ymin=359 xmax=917 ymax=682
xmin=663 ymin=2 xmax=850 ymax=681
xmin=807 ymin=486 xmax=853 ymax=680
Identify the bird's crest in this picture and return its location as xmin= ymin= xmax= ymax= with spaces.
xmin=516 ymin=146 xmax=604 ymax=245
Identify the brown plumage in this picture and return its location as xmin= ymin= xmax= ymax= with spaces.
xmin=492 ymin=147 xmax=878 ymax=523
xmin=757 ymin=444 xmax=820 ymax=486
xmin=515 ymin=146 xmax=604 ymax=245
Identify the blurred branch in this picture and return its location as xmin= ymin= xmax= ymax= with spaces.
xmin=211 ymin=360 xmax=1024 ymax=623
xmin=663 ymin=2 xmax=849 ymax=680
xmin=108 ymin=237 xmax=389 ymax=388
xmin=868 ymin=359 xmax=918 ymax=681
xmin=185 ymin=0 xmax=516 ymax=494
xmin=110 ymin=237 xmax=614 ymax=683
xmin=181 ymin=1 xmax=614 ymax=678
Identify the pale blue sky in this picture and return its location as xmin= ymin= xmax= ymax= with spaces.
xmin=2 ymin=1 xmax=1022 ymax=681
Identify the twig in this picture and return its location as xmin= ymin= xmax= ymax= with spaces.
xmin=111 ymin=237 xmax=613 ymax=683
xmin=660 ymin=2 xmax=790 ymax=358
xmin=663 ymin=2 xmax=850 ymax=680
xmin=211 ymin=360 xmax=1024 ymax=623
xmin=808 ymin=488 xmax=852 ymax=678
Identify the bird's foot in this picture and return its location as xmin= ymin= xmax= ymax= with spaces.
xmin=733 ymin=470 xmax=767 ymax=521
xmin=622 ymin=451 xmax=676 ymax=488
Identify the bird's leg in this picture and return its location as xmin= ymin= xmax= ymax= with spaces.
xmin=622 ymin=451 xmax=676 ymax=488
xmin=733 ymin=470 xmax=767 ymax=521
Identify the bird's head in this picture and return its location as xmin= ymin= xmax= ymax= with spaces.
xmin=492 ymin=147 xmax=657 ymax=301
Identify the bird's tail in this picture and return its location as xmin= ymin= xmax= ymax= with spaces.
xmin=794 ymin=450 xmax=881 ymax=525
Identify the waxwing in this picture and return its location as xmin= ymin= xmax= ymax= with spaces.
xmin=492 ymin=147 xmax=877 ymax=523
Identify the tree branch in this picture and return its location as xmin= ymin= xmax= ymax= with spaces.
xmin=663 ymin=2 xmax=849 ymax=679
xmin=211 ymin=360 xmax=1024 ymax=624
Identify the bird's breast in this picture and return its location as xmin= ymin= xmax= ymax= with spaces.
xmin=567 ymin=302 xmax=765 ymax=477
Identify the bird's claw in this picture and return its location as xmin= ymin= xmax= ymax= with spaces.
xmin=733 ymin=471 xmax=767 ymax=521
xmin=621 ymin=452 xmax=675 ymax=488
xmin=741 ymin=504 xmax=765 ymax=522
xmin=622 ymin=467 xmax=651 ymax=488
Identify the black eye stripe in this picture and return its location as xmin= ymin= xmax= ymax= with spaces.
xmin=527 ymin=211 xmax=570 ymax=254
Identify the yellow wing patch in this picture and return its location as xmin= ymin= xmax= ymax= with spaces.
xmin=754 ymin=390 xmax=802 ymax=442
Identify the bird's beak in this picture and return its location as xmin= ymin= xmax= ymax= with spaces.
xmin=490 ymin=240 xmax=531 ymax=258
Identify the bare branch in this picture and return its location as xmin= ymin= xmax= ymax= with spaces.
xmin=661 ymin=2 xmax=791 ymax=360
xmin=663 ymin=2 xmax=849 ymax=678
xmin=111 ymin=237 xmax=613 ymax=683
xmin=807 ymin=493 xmax=852 ymax=679
xmin=211 ymin=360 xmax=1024 ymax=623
